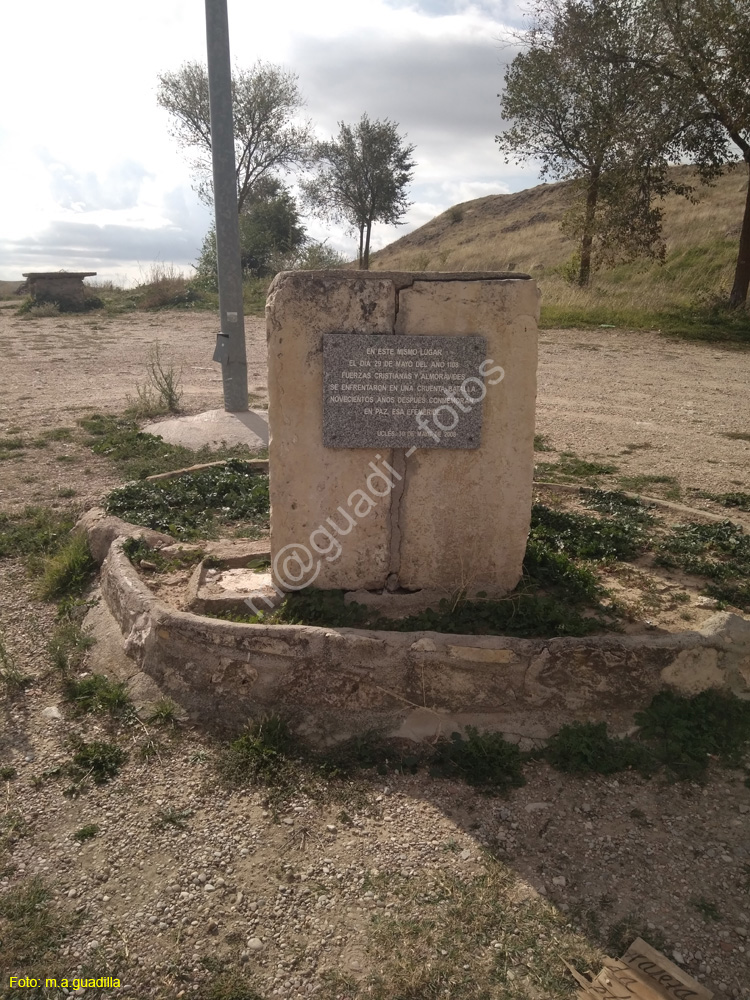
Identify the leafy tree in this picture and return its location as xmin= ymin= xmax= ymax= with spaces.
xmin=496 ymin=0 xmax=695 ymax=286
xmin=302 ymin=114 xmax=416 ymax=270
xmin=196 ymin=178 xmax=307 ymax=284
xmin=633 ymin=0 xmax=750 ymax=306
xmin=157 ymin=61 xmax=313 ymax=213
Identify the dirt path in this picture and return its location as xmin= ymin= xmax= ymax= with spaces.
xmin=1 ymin=307 xmax=749 ymax=1000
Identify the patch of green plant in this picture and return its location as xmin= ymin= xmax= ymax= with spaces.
xmin=0 ymin=876 xmax=69 ymax=968
xmin=543 ymin=721 xmax=656 ymax=776
xmin=1 ymin=766 xmax=17 ymax=780
xmin=72 ymin=823 xmax=99 ymax=843
xmin=0 ymin=506 xmax=75 ymax=560
xmin=656 ymin=519 xmax=750 ymax=609
xmin=582 ymin=488 xmax=655 ymax=523
xmin=429 ymin=727 xmax=525 ymax=793
xmin=534 ymin=433 xmax=553 ymax=451
xmin=0 ymin=632 xmax=31 ymax=695
xmin=48 ymin=615 xmax=95 ymax=674
xmin=195 ymin=970 xmax=265 ymax=1000
xmin=38 ymin=532 xmax=96 ymax=601
xmin=541 ymin=299 xmax=750 ymax=345
xmin=530 ymin=501 xmax=650 ymax=562
xmin=69 ymin=739 xmax=128 ymax=786
xmin=121 ymin=538 xmax=204 ymax=571
xmin=63 ymin=674 xmax=133 ymax=718
xmin=79 ymin=413 xmax=261 ymax=481
xmin=105 ymin=459 xmax=269 ymax=538
xmin=705 ymin=490 xmax=750 ymax=512
xmin=536 ymin=451 xmax=618 ymax=482
xmin=217 ymin=715 xmax=300 ymax=787
xmin=152 ymin=806 xmax=193 ymax=830
xmin=318 ymin=731 xmax=427 ymax=779
xmin=262 ymin=586 xmax=612 ymax=638
xmin=619 ymin=473 xmax=681 ymax=499
xmin=0 ymin=436 xmax=26 ymax=451
xmin=634 ymin=688 xmax=750 ymax=777
xmin=147 ymin=698 xmax=183 ymax=727
xmin=388 ymin=592 xmax=612 ymax=638
xmin=691 ymin=896 xmax=721 ymax=921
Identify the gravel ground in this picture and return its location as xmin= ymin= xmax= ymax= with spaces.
xmin=1 ymin=306 xmax=749 ymax=998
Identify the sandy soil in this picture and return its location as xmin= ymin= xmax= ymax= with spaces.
xmin=1 ymin=306 xmax=749 ymax=1000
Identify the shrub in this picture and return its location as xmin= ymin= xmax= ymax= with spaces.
xmin=430 ymin=727 xmax=526 ymax=793
xmin=39 ymin=533 xmax=96 ymax=601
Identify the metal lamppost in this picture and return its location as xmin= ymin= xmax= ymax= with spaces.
xmin=205 ymin=0 xmax=249 ymax=412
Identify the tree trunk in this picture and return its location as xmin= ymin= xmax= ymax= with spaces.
xmin=363 ymin=219 xmax=373 ymax=271
xmin=729 ymin=158 xmax=750 ymax=308
xmin=357 ymin=224 xmax=365 ymax=269
xmin=578 ymin=168 xmax=601 ymax=287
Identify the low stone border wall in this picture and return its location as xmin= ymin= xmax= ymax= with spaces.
xmin=79 ymin=510 xmax=750 ymax=743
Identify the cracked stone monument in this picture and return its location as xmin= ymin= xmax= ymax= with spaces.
xmin=266 ymin=270 xmax=539 ymax=606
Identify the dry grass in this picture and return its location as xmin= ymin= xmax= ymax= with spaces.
xmin=371 ymin=164 xmax=748 ymax=316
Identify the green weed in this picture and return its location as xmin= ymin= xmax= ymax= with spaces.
xmin=536 ymin=451 xmax=618 ymax=482
xmin=635 ymin=688 xmax=750 ymax=777
xmin=147 ymin=698 xmax=183 ymax=727
xmin=63 ymin=674 xmax=133 ymax=718
xmin=72 ymin=824 xmax=99 ymax=843
xmin=38 ymin=532 xmax=96 ymax=601
xmin=691 ymin=896 xmax=721 ymax=921
xmin=0 ymin=506 xmax=75 ymax=560
xmin=47 ymin=618 xmax=95 ymax=675
xmin=79 ymin=412 xmax=261 ymax=481
xmin=0 ymin=633 xmax=31 ymax=694
xmin=429 ymin=727 xmax=525 ymax=794
xmin=218 ymin=715 xmax=299 ymax=788
xmin=69 ymin=739 xmax=128 ymax=786
xmin=122 ymin=538 xmax=204 ymax=571
xmin=543 ymin=722 xmax=656 ymax=776
xmin=705 ymin=490 xmax=750 ymax=512
xmin=619 ymin=474 xmax=682 ymax=499
xmin=655 ymin=520 xmax=750 ymax=609
xmin=108 ymin=461 xmax=269 ymax=538
xmin=0 ymin=877 xmax=69 ymax=967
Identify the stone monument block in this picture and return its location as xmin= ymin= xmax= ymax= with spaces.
xmin=266 ymin=271 xmax=539 ymax=598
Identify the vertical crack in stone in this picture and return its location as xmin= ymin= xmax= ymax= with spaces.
xmin=385 ymin=449 xmax=408 ymax=591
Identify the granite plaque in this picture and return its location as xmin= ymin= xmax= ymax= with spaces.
xmin=323 ymin=333 xmax=487 ymax=449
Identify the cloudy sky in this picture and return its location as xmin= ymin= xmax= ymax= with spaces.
xmin=0 ymin=0 xmax=539 ymax=285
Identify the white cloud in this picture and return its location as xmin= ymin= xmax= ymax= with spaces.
xmin=0 ymin=0 xmax=534 ymax=282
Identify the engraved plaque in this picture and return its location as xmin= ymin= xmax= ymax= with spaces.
xmin=323 ymin=333 xmax=488 ymax=449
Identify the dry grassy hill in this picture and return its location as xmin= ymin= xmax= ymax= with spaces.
xmin=370 ymin=164 xmax=748 ymax=323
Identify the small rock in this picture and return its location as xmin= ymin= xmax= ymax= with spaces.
xmin=460 ymin=849 xmax=471 ymax=860
xmin=204 ymin=883 xmax=215 ymax=892
xmin=282 ymin=817 xmax=294 ymax=826
xmin=42 ymin=706 xmax=63 ymax=721
xmin=410 ymin=638 xmax=437 ymax=652
xmin=326 ymin=824 xmax=337 ymax=833
xmin=247 ymin=937 xmax=263 ymax=952
xmin=672 ymin=950 xmax=684 ymax=965
xmin=525 ymin=802 xmax=551 ymax=812
xmin=248 ymin=901 xmax=258 ymax=912
xmin=552 ymin=876 xmax=566 ymax=887
xmin=139 ymin=559 xmax=158 ymax=571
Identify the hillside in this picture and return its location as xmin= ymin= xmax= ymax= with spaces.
xmin=370 ymin=164 xmax=748 ymax=317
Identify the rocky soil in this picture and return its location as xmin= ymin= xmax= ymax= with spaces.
xmin=1 ymin=305 xmax=749 ymax=998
